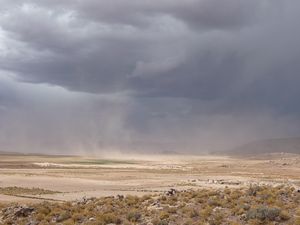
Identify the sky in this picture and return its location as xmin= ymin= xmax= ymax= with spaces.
xmin=0 ymin=0 xmax=300 ymax=154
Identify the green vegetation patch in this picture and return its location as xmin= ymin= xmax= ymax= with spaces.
xmin=64 ymin=159 xmax=137 ymax=165
xmin=0 ymin=186 xmax=60 ymax=196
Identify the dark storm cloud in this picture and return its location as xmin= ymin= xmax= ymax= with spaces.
xmin=0 ymin=0 xmax=268 ymax=97
xmin=3 ymin=0 xmax=260 ymax=28
xmin=0 ymin=0 xmax=300 ymax=153
xmin=1 ymin=0 xmax=298 ymax=104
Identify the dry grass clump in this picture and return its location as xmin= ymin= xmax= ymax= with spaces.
xmin=0 ymin=185 xmax=299 ymax=225
xmin=0 ymin=203 xmax=6 ymax=210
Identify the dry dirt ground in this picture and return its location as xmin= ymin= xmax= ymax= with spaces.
xmin=0 ymin=153 xmax=299 ymax=203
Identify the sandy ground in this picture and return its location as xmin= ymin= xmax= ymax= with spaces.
xmin=0 ymin=153 xmax=299 ymax=203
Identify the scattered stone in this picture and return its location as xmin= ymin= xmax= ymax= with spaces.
xmin=116 ymin=194 xmax=124 ymax=200
xmin=147 ymin=201 xmax=163 ymax=211
xmin=166 ymin=188 xmax=177 ymax=196
xmin=26 ymin=221 xmax=39 ymax=225
xmin=14 ymin=206 xmax=34 ymax=217
xmin=89 ymin=217 xmax=96 ymax=221
xmin=220 ymin=164 xmax=229 ymax=168
xmin=207 ymin=179 xmax=241 ymax=186
xmin=77 ymin=196 xmax=95 ymax=205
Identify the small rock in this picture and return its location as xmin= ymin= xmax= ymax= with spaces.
xmin=14 ymin=206 xmax=34 ymax=217
xmin=26 ymin=221 xmax=39 ymax=225
xmin=116 ymin=194 xmax=124 ymax=200
xmin=89 ymin=217 xmax=96 ymax=221
xmin=166 ymin=188 xmax=177 ymax=196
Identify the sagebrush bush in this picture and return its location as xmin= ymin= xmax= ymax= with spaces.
xmin=246 ymin=206 xmax=280 ymax=221
xmin=1 ymin=185 xmax=299 ymax=225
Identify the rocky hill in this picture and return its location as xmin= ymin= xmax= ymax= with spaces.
xmin=226 ymin=137 xmax=300 ymax=156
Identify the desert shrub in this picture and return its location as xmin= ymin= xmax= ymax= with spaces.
xmin=295 ymin=209 xmax=300 ymax=225
xmin=141 ymin=194 xmax=152 ymax=201
xmin=56 ymin=211 xmax=71 ymax=222
xmin=35 ymin=213 xmax=46 ymax=222
xmin=62 ymin=219 xmax=75 ymax=225
xmin=152 ymin=218 xmax=169 ymax=225
xmin=1 ymin=185 xmax=298 ymax=225
xmin=72 ymin=212 xmax=85 ymax=222
xmin=37 ymin=204 xmax=51 ymax=216
xmin=229 ymin=222 xmax=242 ymax=225
xmin=160 ymin=196 xmax=167 ymax=201
xmin=159 ymin=211 xmax=170 ymax=220
xmin=166 ymin=206 xmax=177 ymax=214
xmin=168 ymin=195 xmax=178 ymax=204
xmin=207 ymin=197 xmax=222 ymax=207
xmin=208 ymin=219 xmax=222 ymax=225
xmin=183 ymin=218 xmax=193 ymax=225
xmin=50 ymin=205 xmax=64 ymax=217
xmin=39 ymin=221 xmax=51 ymax=225
xmin=209 ymin=210 xmax=224 ymax=225
xmin=127 ymin=209 xmax=141 ymax=222
xmin=231 ymin=207 xmax=243 ymax=216
xmin=206 ymin=190 xmax=218 ymax=197
xmin=247 ymin=219 xmax=264 ymax=225
xmin=224 ymin=188 xmax=231 ymax=195
xmin=232 ymin=203 xmax=250 ymax=216
xmin=125 ymin=195 xmax=140 ymax=207
xmin=246 ymin=206 xmax=280 ymax=221
xmin=230 ymin=191 xmax=242 ymax=200
xmin=247 ymin=185 xmax=262 ymax=196
xmin=241 ymin=204 xmax=250 ymax=210
xmin=189 ymin=208 xmax=199 ymax=218
xmin=279 ymin=210 xmax=290 ymax=221
xmin=200 ymin=206 xmax=212 ymax=219
xmin=97 ymin=212 xmax=122 ymax=224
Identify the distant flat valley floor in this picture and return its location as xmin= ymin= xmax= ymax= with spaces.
xmin=0 ymin=153 xmax=299 ymax=203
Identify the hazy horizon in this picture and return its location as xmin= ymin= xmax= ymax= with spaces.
xmin=1 ymin=0 xmax=300 ymax=154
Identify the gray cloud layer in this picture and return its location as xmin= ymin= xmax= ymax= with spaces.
xmin=0 ymin=0 xmax=300 ymax=154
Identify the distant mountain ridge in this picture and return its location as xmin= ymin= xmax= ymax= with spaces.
xmin=227 ymin=137 xmax=300 ymax=155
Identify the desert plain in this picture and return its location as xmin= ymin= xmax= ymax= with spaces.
xmin=0 ymin=153 xmax=299 ymax=203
